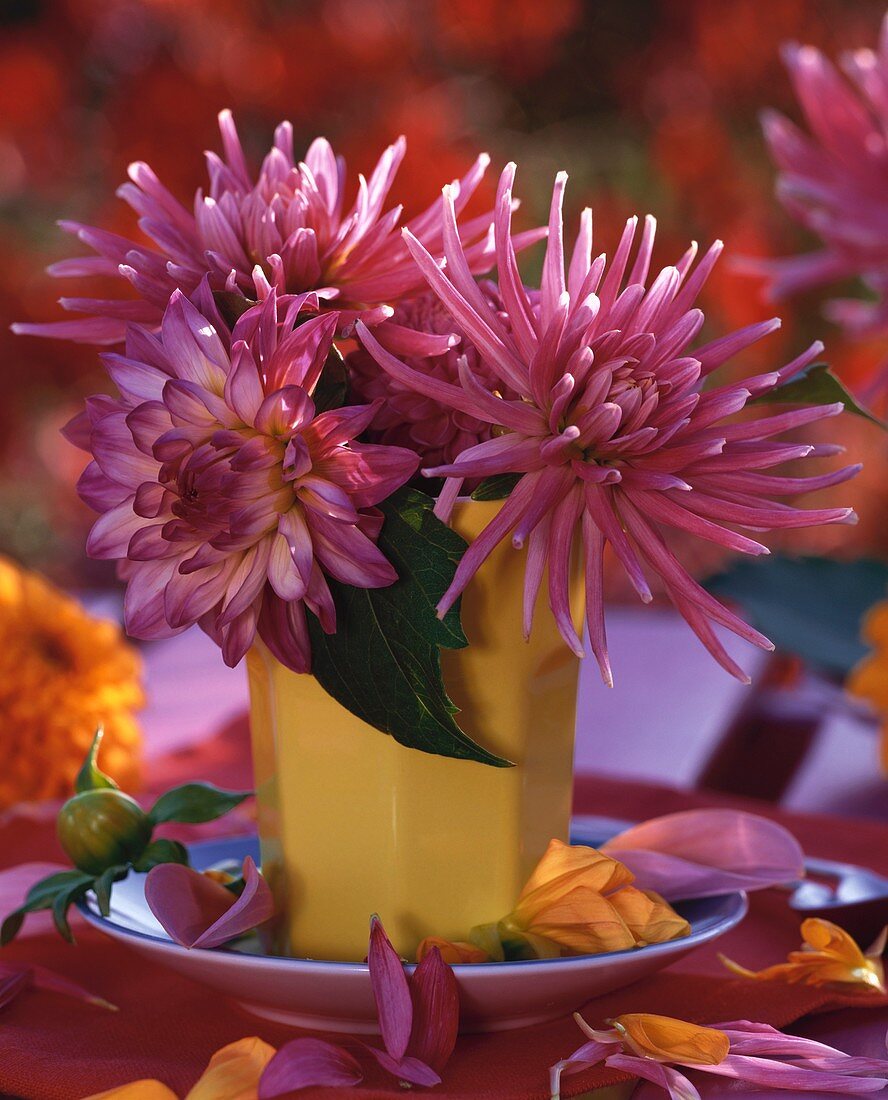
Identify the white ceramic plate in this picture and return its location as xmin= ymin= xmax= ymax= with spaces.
xmin=77 ymin=822 xmax=747 ymax=1033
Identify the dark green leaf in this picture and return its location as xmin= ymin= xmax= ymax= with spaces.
xmin=213 ymin=291 xmax=255 ymax=328
xmin=307 ymin=488 xmax=512 ymax=767
xmin=93 ymin=866 xmax=128 ymax=917
xmin=75 ymin=728 xmax=118 ymax=793
xmin=132 ymin=839 xmax=190 ymax=872
xmin=51 ymin=881 xmax=91 ymax=944
xmin=471 ymin=473 xmax=522 ymax=501
xmin=148 ymin=783 xmax=252 ymax=825
xmin=1 ymin=869 xmax=96 ymax=944
xmin=751 ymin=363 xmax=887 ymax=429
xmin=705 ymin=555 xmax=888 ymax=678
xmin=313 ymin=342 xmax=348 ymax=414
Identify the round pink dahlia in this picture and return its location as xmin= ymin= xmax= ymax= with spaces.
xmin=346 ymin=290 xmax=515 ymax=468
xmin=752 ymin=16 xmax=888 ymax=389
xmin=359 ymin=166 xmax=859 ymax=685
xmin=67 ymin=288 xmax=418 ymax=671
xmin=14 ymin=110 xmax=516 ymax=348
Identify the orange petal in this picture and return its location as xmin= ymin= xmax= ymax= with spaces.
xmin=862 ymin=601 xmax=888 ymax=646
xmin=416 ymin=936 xmax=489 ymax=964
xmin=516 ymin=840 xmax=634 ymax=922
xmin=608 ymin=887 xmax=691 ymax=946
xmin=521 ymin=886 xmax=636 ymax=955
xmin=83 ymin=1084 xmax=176 ymax=1100
xmin=185 ymin=1037 xmax=277 ymax=1100
xmin=612 ymin=1014 xmax=730 ymax=1065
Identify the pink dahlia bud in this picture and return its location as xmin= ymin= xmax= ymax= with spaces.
xmin=358 ymin=166 xmax=860 ymax=686
xmin=347 ymin=290 xmax=517 ymax=468
xmin=749 ymin=16 xmax=888 ymax=392
xmin=66 ymin=288 xmax=418 ymax=672
xmin=14 ymin=110 xmax=543 ymax=347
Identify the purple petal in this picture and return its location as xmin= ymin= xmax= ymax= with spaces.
xmin=603 ymin=810 xmax=804 ymax=900
xmin=145 ymin=857 xmax=273 ymax=949
xmin=408 ymin=946 xmax=459 ymax=1073
xmin=259 ymin=1038 xmax=363 ymax=1097
xmin=365 ymin=1046 xmax=442 ymax=1088
xmin=368 ymin=915 xmax=413 ymax=1062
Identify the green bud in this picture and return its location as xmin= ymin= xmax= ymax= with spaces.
xmin=57 ymin=789 xmax=153 ymax=875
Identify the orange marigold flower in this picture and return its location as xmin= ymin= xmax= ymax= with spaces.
xmin=847 ymin=600 xmax=888 ymax=772
xmin=0 ymin=556 xmax=143 ymax=808
xmin=721 ymin=917 xmax=886 ymax=995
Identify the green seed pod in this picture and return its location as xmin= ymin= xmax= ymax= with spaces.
xmin=57 ymin=789 xmax=153 ymax=875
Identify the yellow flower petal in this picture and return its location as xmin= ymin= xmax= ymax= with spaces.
xmin=516 ymin=885 xmax=637 ymax=955
xmin=84 ymin=1083 xmax=177 ymax=1100
xmin=185 ymin=1037 xmax=277 ymax=1100
xmin=720 ymin=918 xmax=886 ymax=994
xmin=612 ymin=1014 xmax=730 ymax=1065
xmin=608 ymin=887 xmax=691 ymax=946
xmin=515 ymin=840 xmax=634 ymax=924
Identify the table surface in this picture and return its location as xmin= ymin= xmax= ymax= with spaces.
xmin=6 ymin=606 xmax=885 ymax=1099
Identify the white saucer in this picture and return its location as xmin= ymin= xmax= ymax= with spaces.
xmin=77 ymin=820 xmax=747 ymax=1033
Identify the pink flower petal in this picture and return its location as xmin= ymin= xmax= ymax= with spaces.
xmin=408 ymin=946 xmax=459 ymax=1074
xmin=368 ymin=915 xmax=413 ymax=1063
xmin=603 ymin=810 xmax=804 ymax=900
xmin=258 ymin=1038 xmax=363 ymax=1097
xmin=145 ymin=857 xmax=273 ymax=949
xmin=364 ymin=1046 xmax=442 ymax=1088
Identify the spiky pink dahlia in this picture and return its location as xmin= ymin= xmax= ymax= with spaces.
xmin=346 ymin=290 xmax=516 ymax=467
xmin=68 ymin=287 xmax=418 ymax=671
xmin=752 ymin=17 xmax=888 ymax=386
xmin=14 ymin=110 xmax=519 ymax=347
xmin=358 ymin=166 xmax=859 ymax=685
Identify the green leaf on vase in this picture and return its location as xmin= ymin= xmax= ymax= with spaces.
xmin=704 ymin=555 xmax=888 ymax=679
xmin=148 ymin=783 xmax=252 ymax=826
xmin=307 ymin=487 xmax=513 ymax=767
xmin=471 ymin=473 xmax=522 ymax=501
xmin=751 ymin=363 xmax=887 ymax=429
xmin=74 ymin=728 xmax=119 ymax=793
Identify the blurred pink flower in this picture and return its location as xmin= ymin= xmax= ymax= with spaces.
xmin=551 ymin=1014 xmax=888 ymax=1099
xmin=750 ymin=16 xmax=888 ymax=391
xmin=347 ymin=289 xmax=517 ymax=467
xmin=66 ymin=287 xmax=417 ymax=671
xmin=14 ymin=110 xmax=519 ymax=346
xmin=358 ymin=165 xmax=859 ymax=685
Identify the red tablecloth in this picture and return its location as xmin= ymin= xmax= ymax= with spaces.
xmin=1 ymin=715 xmax=887 ymax=1100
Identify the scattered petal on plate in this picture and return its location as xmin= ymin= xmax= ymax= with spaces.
xmin=603 ymin=810 xmax=804 ymax=899
xmin=408 ymin=946 xmax=460 ymax=1073
xmin=145 ymin=857 xmax=273 ymax=949
xmin=259 ymin=1038 xmax=363 ymax=1097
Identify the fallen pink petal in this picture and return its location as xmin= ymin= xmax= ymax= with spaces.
xmin=602 ymin=810 xmax=805 ymax=899
xmin=145 ymin=856 xmax=273 ymax=949
xmin=258 ymin=1038 xmax=364 ymax=1097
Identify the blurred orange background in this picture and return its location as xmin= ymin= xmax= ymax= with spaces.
xmin=2 ymin=0 xmax=886 ymax=585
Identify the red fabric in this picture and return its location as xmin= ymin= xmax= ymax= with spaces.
xmin=1 ymin=715 xmax=886 ymax=1100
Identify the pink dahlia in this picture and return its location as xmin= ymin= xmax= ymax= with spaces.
xmin=751 ymin=17 xmax=888 ymax=389
xmin=67 ymin=286 xmax=418 ymax=671
xmin=358 ymin=167 xmax=859 ymax=685
xmin=347 ymin=289 xmax=517 ymax=468
xmin=14 ymin=110 xmax=530 ymax=348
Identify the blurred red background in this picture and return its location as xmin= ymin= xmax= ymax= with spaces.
xmin=2 ymin=0 xmax=886 ymax=584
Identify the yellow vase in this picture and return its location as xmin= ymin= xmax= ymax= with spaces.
xmin=246 ymin=498 xmax=583 ymax=961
